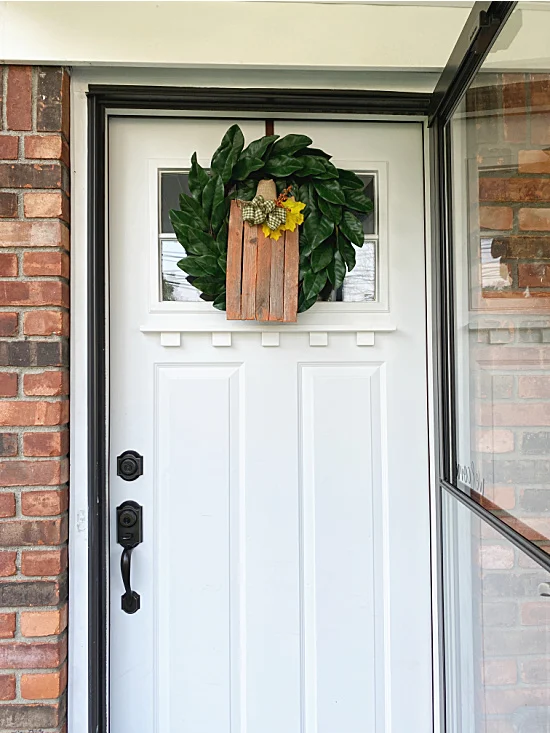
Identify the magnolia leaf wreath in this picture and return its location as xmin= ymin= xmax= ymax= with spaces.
xmin=169 ymin=125 xmax=373 ymax=313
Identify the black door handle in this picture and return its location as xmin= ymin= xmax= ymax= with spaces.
xmin=117 ymin=501 xmax=143 ymax=614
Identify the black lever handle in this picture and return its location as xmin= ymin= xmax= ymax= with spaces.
xmin=117 ymin=501 xmax=143 ymax=614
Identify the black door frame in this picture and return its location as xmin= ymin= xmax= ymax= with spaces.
xmin=86 ymin=5 xmax=523 ymax=730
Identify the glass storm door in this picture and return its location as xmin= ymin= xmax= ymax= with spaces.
xmin=107 ymin=116 xmax=432 ymax=733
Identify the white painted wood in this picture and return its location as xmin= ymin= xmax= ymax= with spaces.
xmin=261 ymin=332 xmax=280 ymax=347
xmin=160 ymin=331 xmax=181 ymax=347
xmin=356 ymin=331 xmax=375 ymax=346
xmin=0 ymin=3 xmax=470 ymax=71
xmin=309 ymin=332 xmax=328 ymax=347
xmin=212 ymin=332 xmax=232 ymax=347
xmin=108 ymin=116 xmax=432 ymax=733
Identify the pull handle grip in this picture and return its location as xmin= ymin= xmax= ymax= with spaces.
xmin=117 ymin=500 xmax=143 ymax=615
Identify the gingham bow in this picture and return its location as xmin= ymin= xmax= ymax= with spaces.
xmin=241 ymin=195 xmax=287 ymax=231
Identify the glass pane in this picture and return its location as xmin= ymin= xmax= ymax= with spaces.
xmin=341 ymin=241 xmax=377 ymax=302
xmin=443 ymin=490 xmax=550 ymax=733
xmin=160 ymin=238 xmax=202 ymax=303
xmin=449 ymin=2 xmax=550 ymax=541
xmin=160 ymin=171 xmax=191 ymax=234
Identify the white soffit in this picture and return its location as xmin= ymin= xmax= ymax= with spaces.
xmin=0 ymin=1 xmax=470 ymax=71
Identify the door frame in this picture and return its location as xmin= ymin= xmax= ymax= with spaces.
xmin=70 ymin=75 xmax=438 ymax=733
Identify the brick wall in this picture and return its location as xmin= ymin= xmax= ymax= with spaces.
xmin=460 ymin=73 xmax=550 ymax=731
xmin=0 ymin=66 xmax=69 ymax=732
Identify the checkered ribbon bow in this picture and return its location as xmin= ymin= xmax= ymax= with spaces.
xmin=241 ymin=195 xmax=287 ymax=231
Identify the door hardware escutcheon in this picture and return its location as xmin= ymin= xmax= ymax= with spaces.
xmin=117 ymin=500 xmax=143 ymax=614
xmin=117 ymin=450 xmax=143 ymax=481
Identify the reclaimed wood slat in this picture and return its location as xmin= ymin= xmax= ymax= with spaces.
xmin=226 ymin=200 xmax=243 ymax=320
xmin=255 ymin=227 xmax=272 ymax=322
xmin=269 ymin=234 xmax=285 ymax=321
xmin=283 ymin=227 xmax=299 ymax=322
xmin=241 ymin=222 xmax=258 ymax=320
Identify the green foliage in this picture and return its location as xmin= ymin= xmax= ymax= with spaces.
xmin=169 ymin=124 xmax=373 ymax=313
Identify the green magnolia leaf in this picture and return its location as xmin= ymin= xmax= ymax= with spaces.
xmin=270 ymin=134 xmax=312 ymax=158
xmin=300 ymin=147 xmax=331 ymax=160
xmin=240 ymin=134 xmax=279 ymax=162
xmin=318 ymin=197 xmax=342 ymax=225
xmin=218 ymin=254 xmax=227 ymax=274
xmin=340 ymin=211 xmax=364 ymax=247
xmin=337 ymin=169 xmax=364 ymax=190
xmin=310 ymin=241 xmax=334 ymax=273
xmin=211 ymin=192 xmax=228 ymax=236
xmin=235 ymin=179 xmax=256 ymax=201
xmin=232 ymin=156 xmax=264 ymax=181
xmin=303 ymin=209 xmax=334 ymax=249
xmin=314 ymin=160 xmax=339 ymax=180
xmin=298 ymin=292 xmax=318 ymax=313
xmin=338 ymin=237 xmax=356 ymax=271
xmin=213 ymin=292 xmax=227 ymax=311
xmin=170 ymin=208 xmax=196 ymax=230
xmin=263 ymin=155 xmax=303 ymax=177
xmin=314 ymin=179 xmax=346 ymax=205
xmin=188 ymin=153 xmax=209 ymax=201
xmin=215 ymin=221 xmax=229 ymax=253
xmin=172 ymin=223 xmax=212 ymax=256
xmin=327 ymin=250 xmax=346 ymax=289
xmin=211 ymin=124 xmax=244 ymax=183
xmin=302 ymin=269 xmax=328 ymax=302
xmin=177 ymin=255 xmax=221 ymax=278
xmin=178 ymin=193 xmax=209 ymax=231
xmin=344 ymin=188 xmax=374 ymax=214
xmin=297 ymin=182 xmax=316 ymax=216
xmin=201 ymin=174 xmax=224 ymax=222
xmin=295 ymin=156 xmax=328 ymax=178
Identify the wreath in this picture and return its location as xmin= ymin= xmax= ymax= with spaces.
xmin=169 ymin=124 xmax=373 ymax=313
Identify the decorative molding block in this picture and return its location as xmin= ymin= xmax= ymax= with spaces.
xmin=261 ymin=332 xmax=280 ymax=347
xmin=160 ymin=332 xmax=181 ymax=347
xmin=356 ymin=331 xmax=375 ymax=346
xmin=212 ymin=332 xmax=232 ymax=347
xmin=310 ymin=332 xmax=328 ymax=347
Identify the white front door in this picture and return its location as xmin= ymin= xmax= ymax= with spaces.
xmin=108 ymin=116 xmax=432 ymax=733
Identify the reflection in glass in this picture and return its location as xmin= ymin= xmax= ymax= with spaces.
xmin=160 ymin=172 xmax=191 ymax=234
xmin=443 ymin=491 xmax=550 ymax=733
xmin=450 ymin=2 xmax=550 ymax=541
xmin=342 ymin=241 xmax=377 ymax=302
xmin=160 ymin=239 xmax=201 ymax=303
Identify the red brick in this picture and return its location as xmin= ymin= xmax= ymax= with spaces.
xmin=0 ymin=551 xmax=16 ymax=576
xmin=24 ymin=371 xmax=68 ymax=397
xmin=0 ymin=372 xmax=17 ymax=397
xmin=25 ymin=134 xmax=66 ymax=162
xmin=0 ymin=614 xmax=16 ymax=639
xmin=0 ymin=459 xmax=68 ymax=487
xmin=21 ymin=548 xmax=66 ymax=577
xmin=0 ymin=193 xmax=17 ymax=219
xmin=0 ymin=221 xmax=69 ymax=249
xmin=0 ymin=136 xmax=19 ymax=160
xmin=479 ymin=402 xmax=550 ymax=426
xmin=518 ymin=263 xmax=550 ymax=287
xmin=0 ymin=517 xmax=67 ymax=547
xmin=0 ymin=162 xmax=62 ymax=190
xmin=479 ymin=178 xmax=550 ymax=202
xmin=0 ymin=434 xmax=18 ymax=457
xmin=502 ymin=75 xmax=527 ymax=143
xmin=22 ymin=489 xmax=68 ymax=516
xmin=21 ymin=665 xmax=67 ymax=700
xmin=0 ymin=638 xmax=66 ymax=669
xmin=479 ymin=206 xmax=513 ymax=230
xmin=0 ymin=401 xmax=68 ymax=427
xmin=6 ymin=66 xmax=32 ymax=131
xmin=0 ymin=253 xmax=17 ymax=276
xmin=0 ymin=675 xmax=16 ymax=700
xmin=518 ymin=149 xmax=550 ymax=174
xmin=485 ymin=686 xmax=550 ymax=715
xmin=521 ymin=601 xmax=550 ymax=625
xmin=532 ymin=111 xmax=550 ymax=145
xmin=0 ymin=494 xmax=16 ymax=518
xmin=518 ymin=375 xmax=550 ymax=398
xmin=0 ymin=281 xmax=69 ymax=307
xmin=21 ymin=606 xmax=67 ymax=638
xmin=24 ymin=191 xmax=69 ymax=222
xmin=475 ymin=428 xmax=514 ymax=453
xmin=23 ymin=251 xmax=69 ymax=278
xmin=483 ymin=658 xmax=517 ymax=685
xmin=23 ymin=430 xmax=68 ymax=457
xmin=479 ymin=543 xmax=514 ymax=569
xmin=0 ymin=312 xmax=18 ymax=337
xmin=23 ymin=310 xmax=68 ymax=336
xmin=37 ymin=68 xmax=70 ymax=139
xmin=519 ymin=208 xmax=550 ymax=231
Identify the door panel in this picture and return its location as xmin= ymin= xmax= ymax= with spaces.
xmin=108 ymin=117 xmax=431 ymax=733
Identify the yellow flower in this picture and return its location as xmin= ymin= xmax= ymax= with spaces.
xmin=262 ymin=198 xmax=306 ymax=240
